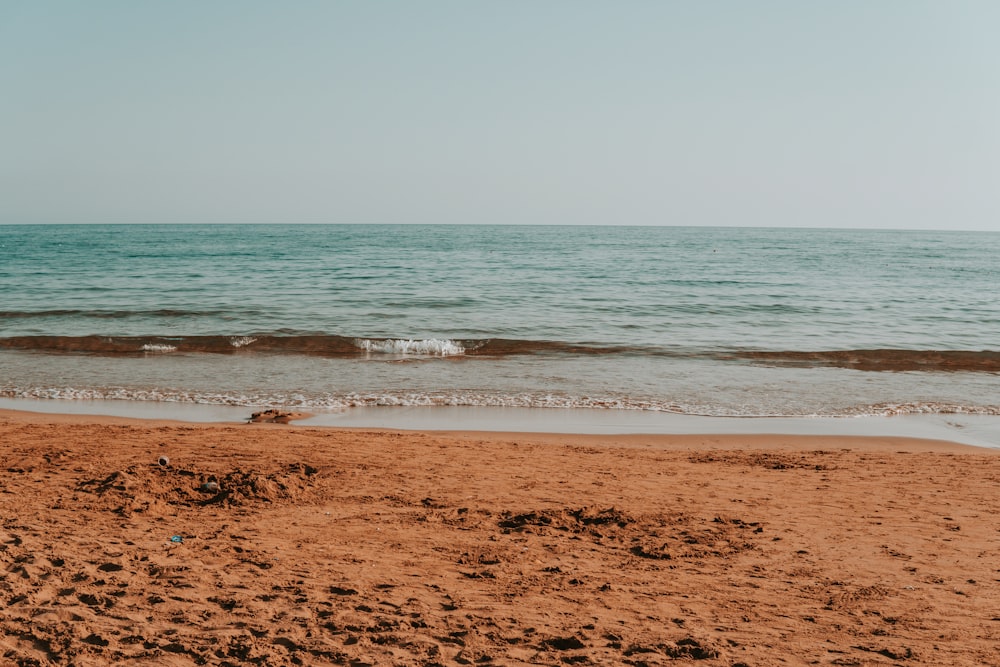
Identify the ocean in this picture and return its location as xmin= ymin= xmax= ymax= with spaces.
xmin=2 ymin=224 xmax=999 ymax=443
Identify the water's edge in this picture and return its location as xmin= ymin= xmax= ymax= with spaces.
xmin=2 ymin=397 xmax=996 ymax=449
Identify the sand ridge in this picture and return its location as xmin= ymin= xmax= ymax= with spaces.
xmin=1 ymin=410 xmax=999 ymax=665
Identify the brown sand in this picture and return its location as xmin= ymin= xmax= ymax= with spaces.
xmin=2 ymin=409 xmax=999 ymax=666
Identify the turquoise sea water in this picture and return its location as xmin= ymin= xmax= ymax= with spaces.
xmin=1 ymin=225 xmax=998 ymax=432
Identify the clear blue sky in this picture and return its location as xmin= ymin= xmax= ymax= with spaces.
xmin=1 ymin=1 xmax=997 ymax=229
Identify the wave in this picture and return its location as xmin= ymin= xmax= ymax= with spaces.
xmin=0 ymin=334 xmax=637 ymax=358
xmin=730 ymin=349 xmax=1000 ymax=373
xmin=1 ymin=334 xmax=998 ymax=372
xmin=0 ymin=334 xmax=360 ymax=356
xmin=2 ymin=386 xmax=998 ymax=418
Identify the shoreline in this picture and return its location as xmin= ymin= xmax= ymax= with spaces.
xmin=0 ymin=406 xmax=993 ymax=455
xmin=2 ymin=396 xmax=1000 ymax=448
xmin=2 ymin=408 xmax=999 ymax=664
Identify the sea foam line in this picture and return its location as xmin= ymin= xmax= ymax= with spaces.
xmin=3 ymin=386 xmax=998 ymax=418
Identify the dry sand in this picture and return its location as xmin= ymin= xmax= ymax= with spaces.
xmin=2 ymin=408 xmax=999 ymax=666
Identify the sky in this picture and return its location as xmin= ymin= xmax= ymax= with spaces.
xmin=1 ymin=1 xmax=998 ymax=230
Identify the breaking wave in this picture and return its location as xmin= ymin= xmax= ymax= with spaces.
xmin=1 ymin=334 xmax=999 ymax=372
xmin=355 ymin=338 xmax=465 ymax=356
xmin=0 ymin=334 xmax=634 ymax=358
xmin=140 ymin=343 xmax=178 ymax=353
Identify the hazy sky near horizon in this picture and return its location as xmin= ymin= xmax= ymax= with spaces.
xmin=1 ymin=2 xmax=998 ymax=230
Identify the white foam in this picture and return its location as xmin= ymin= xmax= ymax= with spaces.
xmin=229 ymin=336 xmax=258 ymax=348
xmin=140 ymin=343 xmax=177 ymax=353
xmin=355 ymin=338 xmax=465 ymax=356
xmin=2 ymin=385 xmax=999 ymax=420
xmin=849 ymin=402 xmax=1000 ymax=417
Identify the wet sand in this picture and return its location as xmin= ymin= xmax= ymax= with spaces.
xmin=2 ymin=409 xmax=999 ymax=666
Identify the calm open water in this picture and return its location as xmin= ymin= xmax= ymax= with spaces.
xmin=1 ymin=225 xmax=998 ymax=437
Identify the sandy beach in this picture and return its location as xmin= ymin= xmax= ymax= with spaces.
xmin=2 ymin=409 xmax=999 ymax=666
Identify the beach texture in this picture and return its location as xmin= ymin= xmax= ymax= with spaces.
xmin=2 ymin=410 xmax=999 ymax=666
